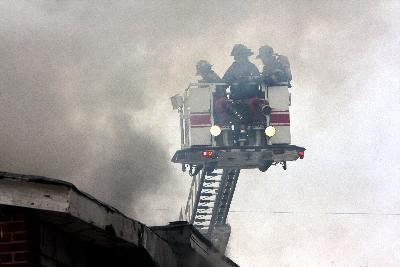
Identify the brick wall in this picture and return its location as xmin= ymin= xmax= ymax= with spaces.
xmin=0 ymin=206 xmax=158 ymax=267
xmin=0 ymin=208 xmax=39 ymax=267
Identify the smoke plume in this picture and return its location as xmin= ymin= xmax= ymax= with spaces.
xmin=0 ymin=1 xmax=399 ymax=266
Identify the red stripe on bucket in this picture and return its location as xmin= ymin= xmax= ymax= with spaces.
xmin=270 ymin=111 xmax=290 ymax=125
xmin=190 ymin=113 xmax=211 ymax=127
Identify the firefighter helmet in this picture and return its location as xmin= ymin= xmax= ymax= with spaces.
xmin=196 ymin=60 xmax=212 ymax=75
xmin=230 ymin=44 xmax=253 ymax=57
xmin=256 ymin=45 xmax=274 ymax=59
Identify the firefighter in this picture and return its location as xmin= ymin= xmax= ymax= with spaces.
xmin=196 ymin=60 xmax=223 ymax=83
xmin=221 ymin=44 xmax=267 ymax=125
xmin=222 ymin=44 xmax=260 ymax=100
xmin=257 ymin=45 xmax=292 ymax=86
xmin=195 ymin=60 xmax=232 ymax=125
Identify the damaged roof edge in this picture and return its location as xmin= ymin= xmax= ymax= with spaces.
xmin=152 ymin=223 xmax=239 ymax=267
xmin=0 ymin=171 xmax=177 ymax=267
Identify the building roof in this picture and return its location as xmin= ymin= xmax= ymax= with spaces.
xmin=0 ymin=171 xmax=239 ymax=267
xmin=152 ymin=221 xmax=239 ymax=267
xmin=0 ymin=171 xmax=177 ymax=266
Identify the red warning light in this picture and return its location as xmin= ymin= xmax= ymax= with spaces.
xmin=298 ymin=151 xmax=304 ymax=159
xmin=202 ymin=150 xmax=214 ymax=157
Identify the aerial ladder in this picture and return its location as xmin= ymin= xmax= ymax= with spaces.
xmin=171 ymin=82 xmax=305 ymax=252
xmin=182 ymin=167 xmax=239 ymax=252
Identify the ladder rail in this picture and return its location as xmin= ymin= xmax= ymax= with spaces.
xmin=208 ymin=169 xmax=240 ymax=232
xmin=182 ymin=166 xmax=241 ymax=251
xmin=190 ymin=170 xmax=206 ymax=224
xmin=184 ymin=174 xmax=197 ymax=221
xmin=215 ymin=169 xmax=240 ymax=225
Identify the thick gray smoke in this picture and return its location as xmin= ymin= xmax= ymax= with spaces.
xmin=0 ymin=1 xmax=187 ymax=217
xmin=0 ymin=1 xmax=399 ymax=266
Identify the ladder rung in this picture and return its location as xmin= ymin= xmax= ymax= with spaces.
xmin=194 ymin=218 xmax=209 ymax=223
xmin=196 ymin=212 xmax=212 ymax=216
xmin=197 ymin=205 xmax=212 ymax=209
xmin=202 ymin=187 xmax=219 ymax=190
xmin=204 ymin=179 xmax=221 ymax=183
xmin=194 ymin=223 xmax=210 ymax=227
xmin=199 ymin=199 xmax=215 ymax=203
xmin=195 ymin=224 xmax=209 ymax=227
xmin=200 ymin=193 xmax=215 ymax=197
xmin=206 ymin=173 xmax=220 ymax=177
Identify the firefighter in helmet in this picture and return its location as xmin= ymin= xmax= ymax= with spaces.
xmin=195 ymin=60 xmax=232 ymax=125
xmin=257 ymin=45 xmax=292 ymax=86
xmin=196 ymin=60 xmax=223 ymax=83
xmin=221 ymin=44 xmax=267 ymax=125
xmin=222 ymin=44 xmax=260 ymax=100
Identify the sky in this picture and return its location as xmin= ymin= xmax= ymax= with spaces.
xmin=0 ymin=1 xmax=400 ymax=266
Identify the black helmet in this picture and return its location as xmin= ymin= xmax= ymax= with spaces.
xmin=256 ymin=45 xmax=274 ymax=59
xmin=230 ymin=44 xmax=253 ymax=57
xmin=196 ymin=60 xmax=212 ymax=75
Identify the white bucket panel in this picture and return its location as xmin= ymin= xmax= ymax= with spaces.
xmin=187 ymin=86 xmax=212 ymax=112
xmin=190 ymin=127 xmax=212 ymax=146
xmin=267 ymin=85 xmax=290 ymax=109
xmin=185 ymin=85 xmax=213 ymax=146
xmin=270 ymin=125 xmax=291 ymax=144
